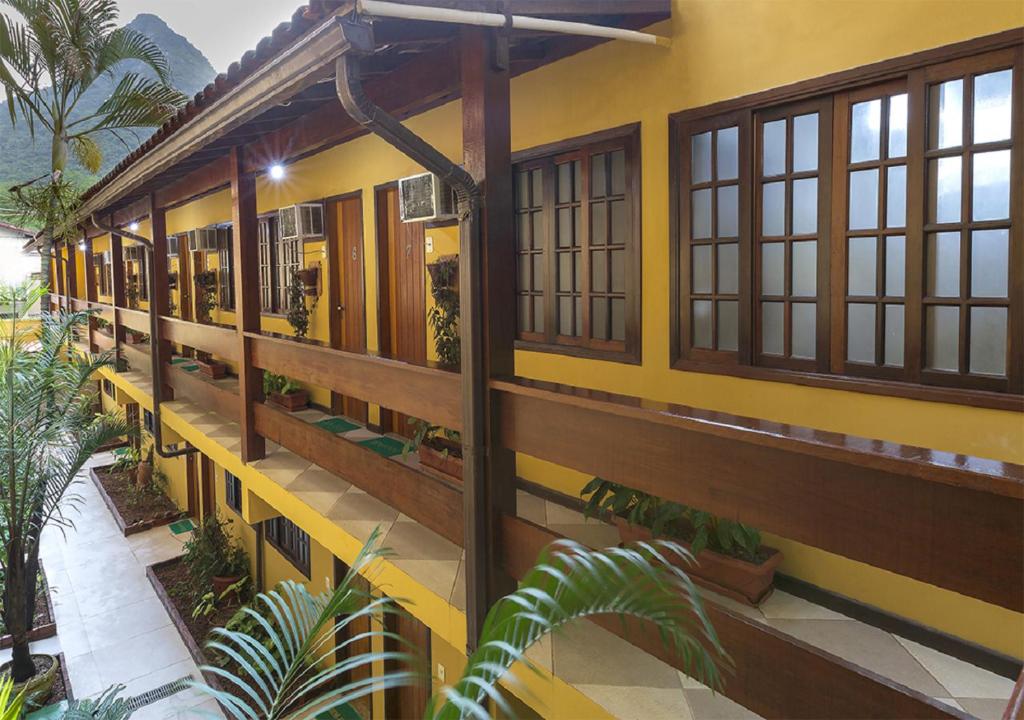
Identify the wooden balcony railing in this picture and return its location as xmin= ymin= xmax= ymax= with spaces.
xmin=492 ymin=378 xmax=1024 ymax=613
xmin=161 ymin=317 xmax=238 ymax=363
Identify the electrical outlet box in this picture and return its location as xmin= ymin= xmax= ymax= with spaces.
xmin=425 ymin=236 xmax=434 ymax=254
xmin=437 ymin=663 xmax=445 ymax=683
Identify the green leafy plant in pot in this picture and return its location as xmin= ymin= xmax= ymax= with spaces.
xmin=286 ymin=269 xmax=311 ymax=340
xmin=263 ymin=372 xmax=309 ymax=412
xmin=581 ymin=478 xmax=782 ymax=605
xmin=403 ymin=418 xmax=462 ymax=482
xmin=182 ymin=515 xmax=251 ymax=604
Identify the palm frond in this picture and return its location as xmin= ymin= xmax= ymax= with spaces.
xmin=94 ymin=25 xmax=170 ymax=83
xmin=69 ymin=134 xmax=102 ymax=173
xmin=73 ymin=71 xmax=184 ymax=133
xmin=0 ymin=676 xmax=25 ymax=720
xmin=193 ymin=527 xmax=426 ymax=720
xmin=62 ymin=684 xmax=132 ymax=720
xmin=429 ymin=539 xmax=729 ymax=720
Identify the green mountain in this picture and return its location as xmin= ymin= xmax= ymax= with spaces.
xmin=0 ymin=13 xmax=216 ymax=186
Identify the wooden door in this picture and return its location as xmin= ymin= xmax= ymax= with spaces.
xmin=200 ymin=455 xmax=215 ymax=521
xmin=384 ymin=597 xmax=431 ymax=719
xmin=186 ymin=452 xmax=198 ymax=518
xmin=328 ymin=195 xmax=368 ymax=422
xmin=375 ymin=185 xmax=426 ymax=435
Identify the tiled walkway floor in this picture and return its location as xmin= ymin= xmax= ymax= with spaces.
xmin=0 ymin=452 xmax=224 ymax=719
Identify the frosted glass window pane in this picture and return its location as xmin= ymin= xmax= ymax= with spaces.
xmin=971 ymin=229 xmax=1009 ymax=298
xmin=558 ymin=163 xmax=572 ymax=203
xmin=574 ymin=250 xmax=582 ymax=288
xmin=885 ymin=236 xmax=906 ymax=297
xmin=928 ymin=232 xmax=960 ymax=297
xmin=611 ymin=298 xmax=625 ymax=342
xmin=533 ymin=297 xmax=544 ymax=333
xmin=969 ymin=307 xmax=1007 ymax=376
xmin=849 ymin=169 xmax=879 ymax=230
xmin=591 ymin=203 xmax=606 ymax=246
xmin=692 ymin=189 xmax=712 ymax=240
xmin=792 ymin=303 xmax=817 ymax=359
xmin=791 ymin=241 xmax=817 ymax=297
xmin=532 ymin=212 xmax=544 ymax=249
xmin=610 ymin=250 xmax=625 ymax=294
xmin=848 ymin=237 xmax=877 ymax=296
xmin=888 ymin=93 xmax=908 ymax=158
xmin=886 ymin=165 xmax=906 ymax=228
xmin=692 ymin=300 xmax=712 ymax=348
xmin=692 ymin=245 xmax=712 ymax=294
xmin=762 ymin=302 xmax=784 ymax=355
xmin=847 ymin=303 xmax=875 ymax=363
xmin=718 ymin=301 xmax=738 ymax=351
xmin=792 ymin=113 xmax=819 ymax=172
xmin=516 ymin=172 xmax=529 ymax=209
xmin=575 ymin=298 xmax=583 ymax=336
xmin=972 ymin=150 xmax=1010 ymax=221
xmin=557 ymin=208 xmax=572 ymax=247
xmin=931 ymin=156 xmax=962 ymax=224
xmin=792 ymin=178 xmax=818 ymax=235
xmin=610 ymin=200 xmax=627 ymax=246
xmin=763 ymin=120 xmax=786 ymax=176
xmin=851 ymin=100 xmax=881 ymax=162
xmin=532 ymin=170 xmax=543 ymax=206
xmin=610 ymin=150 xmax=626 ymax=196
xmin=884 ymin=305 xmax=904 ymax=367
xmin=761 ymin=242 xmax=785 ymax=296
xmin=518 ymin=296 xmax=530 ymax=331
xmin=518 ymin=257 xmax=530 ymax=292
xmin=717 ymin=127 xmax=739 ymax=180
xmin=574 ymin=161 xmax=582 ymax=201
xmin=762 ymin=182 xmax=785 ymax=236
xmin=533 ymin=254 xmax=544 ymax=291
xmin=558 ymin=252 xmax=572 ymax=291
xmin=932 ymin=79 xmax=963 ymax=149
xmin=558 ymin=296 xmax=573 ymax=335
xmin=717 ymin=243 xmax=739 ymax=295
xmin=926 ymin=306 xmax=960 ymax=371
xmin=717 ymin=185 xmax=739 ymax=238
xmin=591 ymin=251 xmax=607 ymax=293
xmin=517 ymin=215 xmax=530 ymax=250
xmin=592 ymin=298 xmax=608 ymax=340
xmin=974 ymin=69 xmax=1013 ymax=143
xmin=591 ymin=154 xmax=606 ymax=198
xmin=691 ymin=132 xmax=712 ymax=184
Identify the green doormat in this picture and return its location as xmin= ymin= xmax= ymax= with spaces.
xmin=358 ymin=436 xmax=405 ymax=458
xmin=170 ymin=357 xmax=190 ymax=365
xmin=181 ymin=364 xmax=199 ymax=372
xmin=315 ymin=417 xmax=361 ymax=434
xmin=169 ymin=518 xmax=195 ymax=535
xmin=316 ymin=705 xmax=361 ymax=720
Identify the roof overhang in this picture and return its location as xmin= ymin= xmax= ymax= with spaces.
xmin=79 ymin=5 xmax=366 ymax=219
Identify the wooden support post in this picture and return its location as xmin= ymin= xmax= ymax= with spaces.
xmin=66 ymin=239 xmax=78 ymax=299
xmin=110 ymin=224 xmax=127 ymax=361
xmin=230 ymin=145 xmax=265 ymax=462
xmin=150 ymin=196 xmax=174 ymax=400
xmin=53 ymin=242 xmax=65 ymax=303
xmin=83 ymin=233 xmax=97 ymax=351
xmin=460 ymin=25 xmax=517 ymax=649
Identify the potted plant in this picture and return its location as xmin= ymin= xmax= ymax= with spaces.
xmin=286 ymin=269 xmax=311 ymax=339
xmin=135 ymin=445 xmax=153 ymax=490
xmin=427 ymin=255 xmax=459 ymax=369
xmin=403 ymin=418 xmax=462 ymax=482
xmin=581 ymin=478 xmax=783 ymax=606
xmin=183 ymin=515 xmax=250 ymax=603
xmin=263 ymin=372 xmax=309 ymax=412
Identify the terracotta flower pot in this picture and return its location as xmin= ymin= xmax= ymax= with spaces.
xmin=136 ymin=461 xmax=152 ymax=489
xmin=211 ymin=575 xmax=243 ymax=602
xmin=0 ymin=653 xmax=58 ymax=706
xmin=613 ymin=517 xmax=782 ymax=606
xmin=269 ymin=390 xmax=309 ymax=412
xmin=418 ymin=440 xmax=462 ymax=482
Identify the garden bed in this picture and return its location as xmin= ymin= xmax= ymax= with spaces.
xmin=0 ymin=565 xmax=57 ymax=649
xmin=90 ymin=465 xmax=183 ymax=536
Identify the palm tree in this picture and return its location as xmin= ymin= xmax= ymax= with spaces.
xmin=194 ymin=529 xmax=728 ymax=720
xmin=0 ymin=282 xmax=129 ymax=684
xmin=0 ymin=0 xmax=186 ymax=308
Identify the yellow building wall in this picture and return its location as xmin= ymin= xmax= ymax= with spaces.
xmin=108 ymin=0 xmax=1024 ymax=657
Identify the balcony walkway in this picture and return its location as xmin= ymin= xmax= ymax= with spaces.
xmin=108 ymin=365 xmax=1018 ymax=719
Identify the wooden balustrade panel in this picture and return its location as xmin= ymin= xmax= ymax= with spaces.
xmin=160 ymin=317 xmax=238 ymax=363
xmin=91 ymin=303 xmax=115 ymax=323
xmin=72 ymin=298 xmax=91 ymax=312
xmin=248 ymin=333 xmax=462 ymax=431
xmin=121 ymin=343 xmax=151 ymax=375
xmin=499 ymin=515 xmax=961 ymax=720
xmin=494 ymin=379 xmax=1024 ymax=612
xmin=165 ymin=364 xmax=239 ymax=421
xmin=93 ymin=331 xmax=114 ymax=352
xmin=253 ymin=403 xmax=463 ymax=546
xmin=118 ymin=308 xmax=150 ymax=334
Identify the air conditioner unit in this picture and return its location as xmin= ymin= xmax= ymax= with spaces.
xmin=167 ymin=236 xmax=179 ymax=257
xmin=278 ymin=204 xmax=324 ymax=242
xmin=398 ymin=172 xmax=457 ymax=223
xmin=188 ymin=227 xmax=219 ymax=252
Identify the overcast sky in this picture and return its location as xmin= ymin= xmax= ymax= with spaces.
xmin=116 ymin=0 xmax=302 ymax=73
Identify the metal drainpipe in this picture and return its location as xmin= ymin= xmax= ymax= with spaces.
xmin=88 ymin=216 xmax=197 ymax=459
xmin=333 ymin=22 xmax=490 ymax=639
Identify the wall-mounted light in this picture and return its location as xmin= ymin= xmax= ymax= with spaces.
xmin=129 ymin=221 xmax=139 ymax=232
xmin=78 ymin=241 xmax=86 ymax=250
xmin=269 ymin=164 xmax=286 ymax=181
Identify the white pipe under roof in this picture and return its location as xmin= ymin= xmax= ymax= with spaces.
xmin=357 ymin=0 xmax=671 ymax=47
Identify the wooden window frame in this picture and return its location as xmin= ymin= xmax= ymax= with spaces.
xmin=512 ymin=124 xmax=642 ymax=364
xmin=669 ymin=31 xmax=1023 ymax=412
xmin=225 ymin=470 xmax=242 ymax=514
xmin=143 ymin=409 xmax=154 ymax=435
xmin=258 ymin=215 xmax=277 ymax=313
xmin=218 ymin=226 xmax=235 ymax=312
xmin=265 ymin=516 xmax=310 ymax=578
xmin=102 ymin=378 xmax=115 ymax=398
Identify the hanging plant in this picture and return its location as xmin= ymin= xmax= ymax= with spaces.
xmin=427 ymin=255 xmax=459 ymax=368
xmin=286 ymin=268 xmax=310 ymax=339
xmin=194 ymin=270 xmax=219 ymax=324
